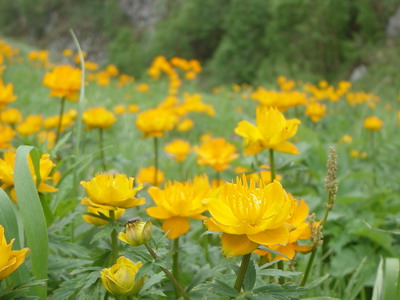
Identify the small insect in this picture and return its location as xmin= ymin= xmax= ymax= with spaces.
xmin=126 ymin=217 xmax=141 ymax=225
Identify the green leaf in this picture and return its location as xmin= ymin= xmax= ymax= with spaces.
xmin=243 ymin=259 xmax=256 ymax=291
xmin=14 ymin=145 xmax=49 ymax=300
xmin=372 ymin=258 xmax=384 ymax=300
xmin=383 ymin=258 xmax=399 ymax=300
xmin=209 ymin=280 xmax=239 ymax=297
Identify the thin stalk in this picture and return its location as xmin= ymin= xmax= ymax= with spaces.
xmin=56 ymin=97 xmax=66 ymax=143
xmin=144 ymin=243 xmax=190 ymax=300
xmin=109 ymin=210 xmax=118 ymax=264
xmin=154 ymin=137 xmax=159 ymax=186
xmin=299 ymin=250 xmax=317 ymax=287
xmin=269 ymin=149 xmax=275 ymax=181
xmin=99 ymin=128 xmax=107 ymax=171
xmin=234 ymin=253 xmax=251 ymax=292
xmin=215 ymin=171 xmax=220 ymax=186
xmin=173 ymin=238 xmax=180 ymax=281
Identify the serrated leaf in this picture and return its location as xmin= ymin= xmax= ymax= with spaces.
xmin=243 ymin=259 xmax=256 ymax=291
xmin=209 ymin=280 xmax=239 ymax=297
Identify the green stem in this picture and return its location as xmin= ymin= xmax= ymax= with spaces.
xmin=99 ymin=128 xmax=107 ymax=171
xmin=269 ymin=149 xmax=275 ymax=181
xmin=144 ymin=243 xmax=190 ymax=300
xmin=234 ymin=253 xmax=251 ymax=292
xmin=215 ymin=171 xmax=220 ymax=185
xmin=109 ymin=210 xmax=118 ymax=264
xmin=173 ymin=237 xmax=180 ymax=281
xmin=154 ymin=137 xmax=159 ymax=186
xmin=300 ymin=249 xmax=317 ymax=287
xmin=56 ymin=97 xmax=66 ymax=143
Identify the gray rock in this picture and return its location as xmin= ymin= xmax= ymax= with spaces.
xmin=349 ymin=65 xmax=367 ymax=82
xmin=386 ymin=6 xmax=400 ymax=37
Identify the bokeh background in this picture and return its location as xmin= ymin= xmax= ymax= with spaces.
xmin=1 ymin=0 xmax=400 ymax=90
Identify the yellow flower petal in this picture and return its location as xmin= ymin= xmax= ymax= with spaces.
xmin=221 ymin=234 xmax=258 ymax=257
xmin=208 ymin=198 xmax=240 ymax=227
xmin=272 ymin=141 xmax=299 ymax=154
xmin=162 ymin=217 xmax=190 ymax=239
xmin=247 ymin=226 xmax=290 ymax=246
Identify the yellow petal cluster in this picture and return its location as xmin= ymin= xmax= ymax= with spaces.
xmin=136 ymin=166 xmax=165 ymax=186
xmin=16 ymin=115 xmax=43 ymax=136
xmin=80 ymin=174 xmax=144 ymax=210
xmin=83 ymin=206 xmax=125 ymax=226
xmin=0 ymin=124 xmax=15 ymax=149
xmin=0 ymin=225 xmax=29 ymax=280
xmin=0 ymin=80 xmax=17 ymax=109
xmin=43 ymin=65 xmax=81 ymax=101
xmin=136 ymin=108 xmax=178 ymax=137
xmin=204 ymin=176 xmax=294 ymax=257
xmin=101 ymin=256 xmax=145 ymax=296
xmin=305 ymin=102 xmax=326 ymax=122
xmin=235 ymin=106 xmax=300 ymax=155
xmin=0 ymin=108 xmax=22 ymax=124
xmin=164 ymin=139 xmax=191 ymax=162
xmin=363 ymin=116 xmax=383 ymax=131
xmin=83 ymin=107 xmax=117 ymax=130
xmin=119 ymin=220 xmax=152 ymax=247
xmin=147 ymin=175 xmax=211 ymax=239
xmin=193 ymin=137 xmax=238 ymax=171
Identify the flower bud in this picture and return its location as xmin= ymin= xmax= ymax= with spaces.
xmin=118 ymin=220 xmax=152 ymax=247
xmin=101 ymin=256 xmax=145 ymax=296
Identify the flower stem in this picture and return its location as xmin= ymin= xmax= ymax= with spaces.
xmin=99 ymin=128 xmax=107 ymax=171
xmin=144 ymin=243 xmax=190 ymax=300
xmin=109 ymin=210 xmax=118 ymax=264
xmin=269 ymin=149 xmax=275 ymax=181
xmin=154 ymin=137 xmax=159 ymax=186
xmin=173 ymin=237 xmax=180 ymax=281
xmin=56 ymin=97 xmax=66 ymax=143
xmin=215 ymin=171 xmax=220 ymax=186
xmin=234 ymin=253 xmax=251 ymax=292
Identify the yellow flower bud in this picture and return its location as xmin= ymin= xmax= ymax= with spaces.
xmin=101 ymin=256 xmax=145 ymax=296
xmin=118 ymin=220 xmax=152 ymax=246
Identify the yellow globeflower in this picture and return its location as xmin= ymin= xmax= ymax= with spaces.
xmin=136 ymin=166 xmax=164 ymax=186
xmin=136 ymin=83 xmax=150 ymax=93
xmin=82 ymin=107 xmax=116 ymax=130
xmin=113 ymin=104 xmax=127 ymax=115
xmin=136 ymin=108 xmax=178 ymax=138
xmin=363 ymin=116 xmax=383 ymax=131
xmin=235 ymin=106 xmax=300 ymax=155
xmin=16 ymin=115 xmax=43 ymax=136
xmin=164 ymin=139 xmax=191 ymax=162
xmin=62 ymin=49 xmax=73 ymax=57
xmin=0 ymin=225 xmax=29 ymax=280
xmin=37 ymin=131 xmax=56 ymax=149
xmin=0 ymin=124 xmax=15 ymax=149
xmin=305 ymin=102 xmax=326 ymax=122
xmin=119 ymin=220 xmax=153 ymax=247
xmin=44 ymin=114 xmax=74 ymax=132
xmin=339 ymin=135 xmax=352 ymax=144
xmin=128 ymin=104 xmax=139 ymax=114
xmin=255 ymin=195 xmax=312 ymax=261
xmin=0 ymin=80 xmax=17 ymax=109
xmin=0 ymin=151 xmax=58 ymax=202
xmin=0 ymin=108 xmax=22 ymax=124
xmin=204 ymin=176 xmax=294 ymax=257
xmin=193 ymin=137 xmax=239 ymax=171
xmin=101 ymin=256 xmax=145 ymax=296
xmin=83 ymin=206 xmax=125 ymax=226
xmin=176 ymin=118 xmax=194 ymax=132
xmin=80 ymin=174 xmax=144 ymax=210
xmin=43 ymin=65 xmax=81 ymax=101
xmin=147 ymin=175 xmax=211 ymax=239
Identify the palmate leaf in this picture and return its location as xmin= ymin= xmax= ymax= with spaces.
xmin=252 ymin=283 xmax=307 ymax=299
xmin=14 ymin=146 xmax=49 ymax=300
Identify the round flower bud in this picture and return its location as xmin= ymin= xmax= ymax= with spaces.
xmin=118 ymin=220 xmax=152 ymax=247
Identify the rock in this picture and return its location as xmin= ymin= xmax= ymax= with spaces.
xmin=386 ymin=6 xmax=400 ymax=37
xmin=349 ymin=65 xmax=367 ymax=82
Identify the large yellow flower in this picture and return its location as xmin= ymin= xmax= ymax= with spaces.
xmin=0 ymin=151 xmax=58 ymax=202
xmin=80 ymin=174 xmax=144 ymax=210
xmin=82 ymin=107 xmax=116 ymax=130
xmin=0 ymin=225 xmax=29 ymax=280
xmin=136 ymin=108 xmax=178 ymax=138
xmin=204 ymin=176 xmax=294 ymax=257
xmin=363 ymin=116 xmax=383 ymax=131
xmin=146 ymin=175 xmax=211 ymax=239
xmin=164 ymin=139 xmax=191 ymax=162
xmin=193 ymin=137 xmax=239 ymax=171
xmin=101 ymin=256 xmax=145 ymax=296
xmin=43 ymin=65 xmax=81 ymax=101
xmin=235 ymin=106 xmax=300 ymax=155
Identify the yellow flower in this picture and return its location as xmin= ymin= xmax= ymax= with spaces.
xmin=176 ymin=118 xmax=194 ymax=132
xmin=136 ymin=166 xmax=165 ymax=186
xmin=147 ymin=175 xmax=211 ymax=239
xmin=44 ymin=114 xmax=74 ymax=132
xmin=339 ymin=135 xmax=352 ymax=144
xmin=254 ymin=195 xmax=312 ymax=261
xmin=0 ymin=151 xmax=58 ymax=202
xmin=363 ymin=116 xmax=383 ymax=131
xmin=16 ymin=115 xmax=43 ymax=136
xmin=350 ymin=149 xmax=360 ymax=158
xmin=0 ymin=80 xmax=17 ymax=109
xmin=37 ymin=131 xmax=56 ymax=149
xmin=164 ymin=139 xmax=191 ymax=162
xmin=204 ymin=176 xmax=294 ymax=257
xmin=83 ymin=107 xmax=116 ymax=130
xmin=43 ymin=65 xmax=81 ymax=101
xmin=305 ymin=102 xmax=326 ymax=122
xmin=80 ymin=174 xmax=144 ymax=210
xmin=83 ymin=206 xmax=125 ymax=226
xmin=0 ymin=124 xmax=15 ymax=149
xmin=113 ymin=104 xmax=127 ymax=115
xmin=117 ymin=74 xmax=135 ymax=87
xmin=193 ymin=137 xmax=238 ymax=171
xmin=84 ymin=61 xmax=99 ymax=71
xmin=136 ymin=83 xmax=150 ymax=93
xmin=62 ymin=49 xmax=73 ymax=57
xmin=73 ymin=51 xmax=87 ymax=64
xmin=128 ymin=104 xmax=139 ymax=114
xmin=136 ymin=108 xmax=178 ymax=138
xmin=119 ymin=220 xmax=152 ymax=246
xmin=0 ymin=225 xmax=29 ymax=280
xmin=235 ymin=106 xmax=300 ymax=155
xmin=106 ymin=64 xmax=119 ymax=77
xmin=101 ymin=256 xmax=145 ymax=296
xmin=0 ymin=108 xmax=22 ymax=124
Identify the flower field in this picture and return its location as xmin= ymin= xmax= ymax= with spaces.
xmin=0 ymin=37 xmax=399 ymax=300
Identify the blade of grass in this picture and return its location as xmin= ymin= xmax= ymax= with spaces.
xmin=383 ymin=258 xmax=399 ymax=300
xmin=14 ymin=146 xmax=48 ymax=300
xmin=371 ymin=257 xmax=384 ymax=300
xmin=0 ymin=189 xmax=30 ymax=285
